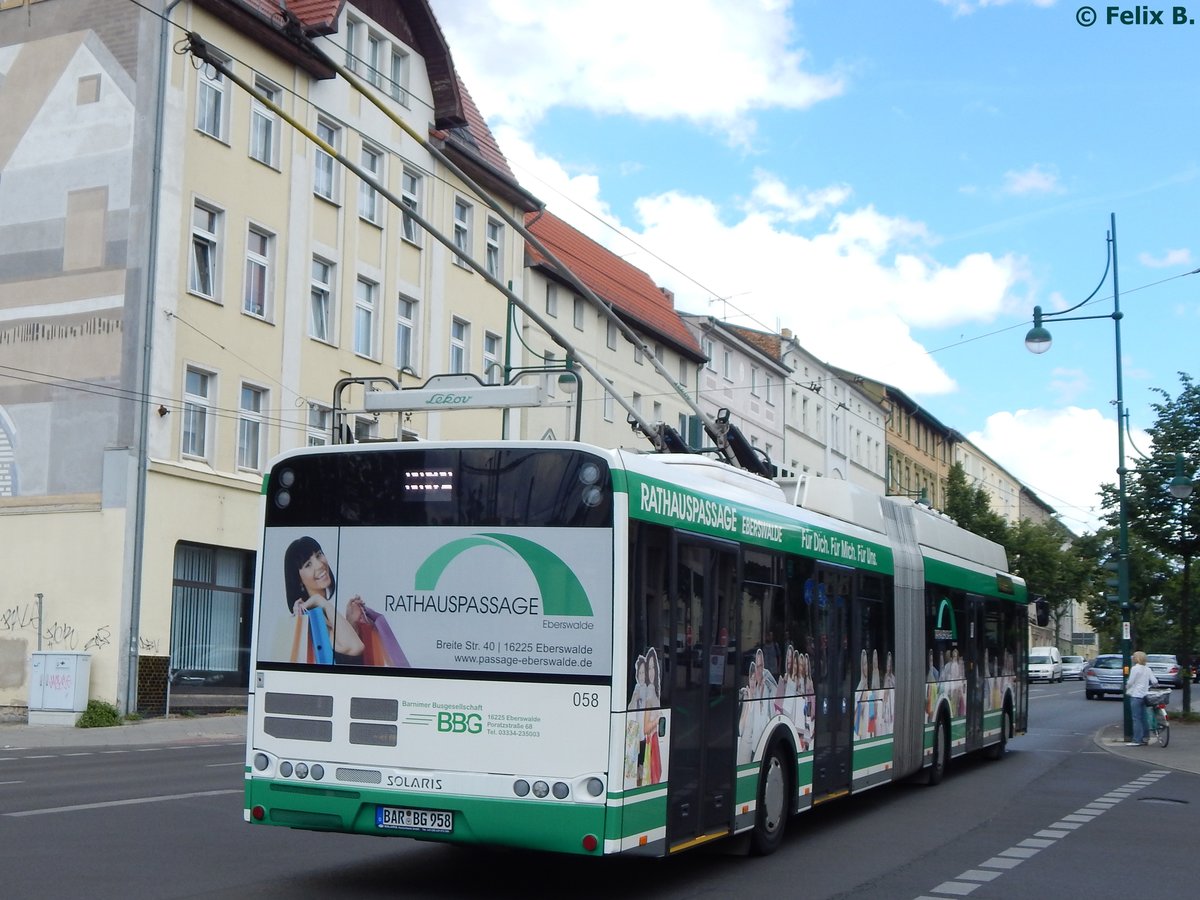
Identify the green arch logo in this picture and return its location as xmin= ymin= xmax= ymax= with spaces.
xmin=414 ymin=533 xmax=593 ymax=617
xmin=935 ymin=597 xmax=957 ymax=639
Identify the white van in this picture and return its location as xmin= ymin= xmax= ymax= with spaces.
xmin=1028 ymin=646 xmax=1063 ymax=683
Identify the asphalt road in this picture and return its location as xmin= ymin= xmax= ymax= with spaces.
xmin=2 ymin=681 xmax=1195 ymax=899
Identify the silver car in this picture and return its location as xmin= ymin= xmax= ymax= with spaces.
xmin=1062 ymin=655 xmax=1086 ymax=680
xmin=1084 ymin=654 xmax=1125 ymax=699
xmin=1146 ymin=654 xmax=1183 ymax=688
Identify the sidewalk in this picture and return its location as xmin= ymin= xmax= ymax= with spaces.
xmin=2 ymin=708 xmax=1197 ymax=773
xmin=1093 ymin=716 xmax=1200 ymax=775
xmin=0 ymin=711 xmax=246 ymax=750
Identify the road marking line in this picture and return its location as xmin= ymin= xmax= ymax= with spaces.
xmin=929 ymin=881 xmax=979 ymax=896
xmin=912 ymin=770 xmax=1175 ymax=900
xmin=4 ymin=788 xmax=240 ymax=817
xmin=978 ymin=857 xmax=1022 ymax=869
xmin=955 ymin=870 xmax=1001 ymax=882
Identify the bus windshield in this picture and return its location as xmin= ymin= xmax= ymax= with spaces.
xmin=257 ymin=446 xmax=615 ymax=678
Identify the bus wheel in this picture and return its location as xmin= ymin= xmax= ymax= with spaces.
xmin=926 ymin=715 xmax=949 ymax=786
xmin=984 ymin=706 xmax=1010 ymax=760
xmin=750 ymin=743 xmax=790 ymax=855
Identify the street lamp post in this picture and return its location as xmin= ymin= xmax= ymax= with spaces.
xmin=1025 ymin=212 xmax=1135 ymax=739
xmin=1169 ymin=453 xmax=1194 ymax=713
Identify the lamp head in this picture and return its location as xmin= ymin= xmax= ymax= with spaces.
xmin=1169 ymin=453 xmax=1194 ymax=500
xmin=1024 ymin=306 xmax=1052 ymax=354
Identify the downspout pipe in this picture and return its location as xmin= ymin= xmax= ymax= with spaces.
xmin=125 ymin=0 xmax=186 ymax=714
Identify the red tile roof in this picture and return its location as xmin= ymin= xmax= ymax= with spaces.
xmin=526 ymin=211 xmax=702 ymax=357
xmin=239 ymin=0 xmax=342 ymax=32
xmin=449 ymin=76 xmax=515 ymax=179
xmin=727 ymin=325 xmax=784 ymax=364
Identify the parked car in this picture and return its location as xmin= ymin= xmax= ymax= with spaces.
xmin=1146 ymin=653 xmax=1183 ymax=688
xmin=1084 ymin=654 xmax=1125 ymax=699
xmin=1061 ymin=655 xmax=1086 ymax=680
xmin=1028 ymin=646 xmax=1063 ymax=682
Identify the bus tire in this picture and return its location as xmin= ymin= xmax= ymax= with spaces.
xmin=984 ymin=705 xmax=1010 ymax=760
xmin=750 ymin=742 xmax=790 ymax=856
xmin=926 ymin=714 xmax=949 ymax=786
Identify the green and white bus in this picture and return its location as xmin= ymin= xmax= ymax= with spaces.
xmin=245 ymin=440 xmax=1028 ymax=856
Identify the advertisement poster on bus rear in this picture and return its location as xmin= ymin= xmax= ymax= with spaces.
xmin=257 ymin=526 xmax=613 ymax=677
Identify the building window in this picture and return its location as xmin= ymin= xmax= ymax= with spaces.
xmin=182 ymin=367 xmax=213 ymax=460
xmin=449 ymin=317 xmax=469 ymax=373
xmin=243 ymin=226 xmax=272 ymax=318
xmin=703 ymin=337 xmax=714 ymax=370
xmin=310 ymin=257 xmax=334 ymax=342
xmin=573 ymin=296 xmax=585 ymax=331
xmin=634 ymin=344 xmax=644 ymax=365
xmin=485 ymin=218 xmax=503 ymax=279
xmin=545 ymin=283 xmax=558 ymax=317
xmin=603 ymin=380 xmax=614 ymax=422
xmin=249 ymin=77 xmax=279 ymax=166
xmin=345 ymin=19 xmax=360 ymax=71
xmin=679 ymin=357 xmax=689 ymax=387
xmin=189 ymin=202 xmax=220 ymax=300
xmin=632 ymin=392 xmax=643 ymax=415
xmin=314 ymin=119 xmax=339 ymax=201
xmin=765 ymin=374 xmax=774 ymax=405
xmin=396 ymin=296 xmax=417 ymax=372
xmin=237 ymin=384 xmax=266 ymax=471
xmin=483 ymin=332 xmax=502 ymax=384
xmin=453 ymin=198 xmax=472 ymax=267
xmin=359 ymin=145 xmax=382 ymax=224
xmin=354 ymin=417 xmax=377 ymax=442
xmin=653 ymin=401 xmax=662 ymax=422
xmin=722 ymin=349 xmax=732 ymax=380
xmin=390 ymin=48 xmax=410 ymax=104
xmin=401 ymin=169 xmax=421 ymax=243
xmin=751 ymin=366 xmax=760 ymax=397
xmin=196 ymin=55 xmax=228 ymax=140
xmin=170 ymin=543 xmax=254 ymax=690
xmin=353 ymin=277 xmax=377 ymax=358
xmin=307 ymin=404 xmax=330 ymax=446
xmin=365 ymin=32 xmax=384 ymax=88
xmin=607 ymin=320 xmax=617 ymax=350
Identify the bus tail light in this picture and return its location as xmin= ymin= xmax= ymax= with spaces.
xmin=582 ymin=833 xmax=598 ymax=852
xmin=251 ymin=806 xmax=266 ymax=821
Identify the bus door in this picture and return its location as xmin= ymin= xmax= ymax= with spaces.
xmin=811 ymin=564 xmax=854 ymax=801
xmin=965 ymin=596 xmax=986 ymax=750
xmin=667 ymin=538 xmax=738 ymax=848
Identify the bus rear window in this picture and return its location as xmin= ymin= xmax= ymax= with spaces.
xmin=266 ymin=447 xmax=612 ymax=529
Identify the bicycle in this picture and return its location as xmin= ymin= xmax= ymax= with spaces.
xmin=1144 ymin=688 xmax=1171 ymax=748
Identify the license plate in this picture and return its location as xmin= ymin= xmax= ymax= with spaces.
xmin=376 ymin=806 xmax=453 ymax=833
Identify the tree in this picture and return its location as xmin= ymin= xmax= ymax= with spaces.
xmin=1098 ymin=372 xmax=1199 ymax=712
xmin=943 ymin=462 xmax=1008 ymax=545
xmin=1005 ymin=518 xmax=1091 ymax=649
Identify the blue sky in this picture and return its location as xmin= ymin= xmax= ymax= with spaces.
xmin=432 ymin=0 xmax=1200 ymax=534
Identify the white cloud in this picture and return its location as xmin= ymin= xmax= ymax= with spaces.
xmin=433 ymin=0 xmax=845 ymax=133
xmin=1138 ymin=248 xmax=1193 ymax=268
xmin=747 ymin=170 xmax=853 ymax=223
xmin=1002 ymin=164 xmax=1064 ymax=196
xmin=970 ymin=407 xmax=1141 ymax=534
xmin=495 ymin=128 xmax=1024 ymax=398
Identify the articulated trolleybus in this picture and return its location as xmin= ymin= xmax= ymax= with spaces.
xmin=245 ymin=439 xmax=1028 ymax=856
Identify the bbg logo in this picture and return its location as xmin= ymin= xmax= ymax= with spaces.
xmin=437 ymin=711 xmax=483 ymax=734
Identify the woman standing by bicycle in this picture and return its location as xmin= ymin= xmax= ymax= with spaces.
xmin=1125 ymin=650 xmax=1159 ymax=746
